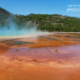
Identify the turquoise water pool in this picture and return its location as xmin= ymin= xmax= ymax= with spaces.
xmin=0 ymin=26 xmax=37 ymax=36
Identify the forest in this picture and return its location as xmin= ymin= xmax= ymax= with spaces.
xmin=0 ymin=7 xmax=80 ymax=32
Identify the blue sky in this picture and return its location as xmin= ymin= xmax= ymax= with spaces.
xmin=0 ymin=0 xmax=80 ymax=17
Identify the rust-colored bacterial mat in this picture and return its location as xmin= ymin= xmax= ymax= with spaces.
xmin=0 ymin=33 xmax=80 ymax=80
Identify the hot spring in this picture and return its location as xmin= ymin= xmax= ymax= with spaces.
xmin=0 ymin=21 xmax=49 ymax=37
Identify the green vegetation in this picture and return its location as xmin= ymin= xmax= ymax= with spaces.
xmin=0 ymin=7 xmax=80 ymax=32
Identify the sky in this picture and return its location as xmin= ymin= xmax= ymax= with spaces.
xmin=0 ymin=0 xmax=80 ymax=17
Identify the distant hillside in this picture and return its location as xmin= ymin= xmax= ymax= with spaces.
xmin=0 ymin=7 xmax=13 ymax=26
xmin=0 ymin=7 xmax=12 ymax=19
xmin=0 ymin=7 xmax=80 ymax=32
xmin=16 ymin=14 xmax=80 ymax=32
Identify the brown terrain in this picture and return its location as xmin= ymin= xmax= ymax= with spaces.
xmin=0 ymin=33 xmax=80 ymax=80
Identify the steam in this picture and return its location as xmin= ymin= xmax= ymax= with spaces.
xmin=0 ymin=17 xmax=49 ymax=37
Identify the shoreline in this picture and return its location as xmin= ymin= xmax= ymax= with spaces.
xmin=0 ymin=32 xmax=80 ymax=39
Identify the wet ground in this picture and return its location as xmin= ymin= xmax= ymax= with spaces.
xmin=0 ymin=33 xmax=80 ymax=80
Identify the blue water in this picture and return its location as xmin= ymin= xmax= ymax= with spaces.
xmin=0 ymin=20 xmax=38 ymax=37
xmin=0 ymin=26 xmax=37 ymax=36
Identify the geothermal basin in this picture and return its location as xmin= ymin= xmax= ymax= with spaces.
xmin=0 ymin=33 xmax=80 ymax=80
